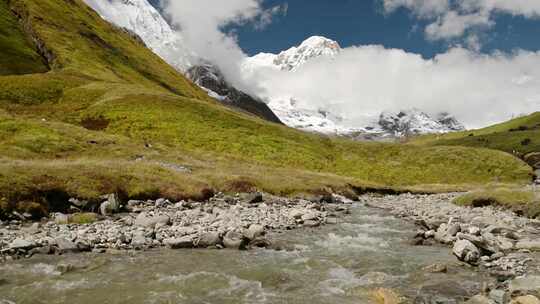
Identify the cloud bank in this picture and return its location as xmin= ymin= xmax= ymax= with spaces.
xmin=158 ymin=0 xmax=539 ymax=129
xmin=243 ymin=46 xmax=540 ymax=129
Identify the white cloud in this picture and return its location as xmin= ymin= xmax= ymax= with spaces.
xmin=160 ymin=0 xmax=286 ymax=83
xmin=425 ymin=10 xmax=493 ymax=40
xmin=382 ymin=0 xmax=540 ymax=46
xmin=242 ymin=46 xmax=540 ymax=129
xmin=382 ymin=0 xmax=450 ymax=17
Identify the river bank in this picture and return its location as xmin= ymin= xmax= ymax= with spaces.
xmin=362 ymin=192 xmax=540 ymax=303
xmin=0 ymin=193 xmax=352 ymax=262
xmin=2 ymin=192 xmax=540 ymax=303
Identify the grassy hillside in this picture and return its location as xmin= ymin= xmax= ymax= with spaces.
xmin=0 ymin=0 xmax=48 ymax=75
xmin=411 ymin=112 xmax=540 ymax=164
xmin=0 ymin=0 xmax=533 ymax=216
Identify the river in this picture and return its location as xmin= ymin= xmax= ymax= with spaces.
xmin=0 ymin=202 xmax=491 ymax=303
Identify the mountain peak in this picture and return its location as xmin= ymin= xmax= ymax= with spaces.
xmin=244 ymin=35 xmax=341 ymax=72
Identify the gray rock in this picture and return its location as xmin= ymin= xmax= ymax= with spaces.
xmin=164 ymin=236 xmax=194 ymax=249
xmin=511 ymin=295 xmax=540 ymax=304
xmin=488 ymin=289 xmax=507 ymax=304
xmin=509 ymin=276 xmax=540 ymax=294
xmin=516 ymin=240 xmax=540 ymax=251
xmin=155 ymin=198 xmax=168 ymax=207
xmin=415 ymin=281 xmax=471 ymax=304
xmin=100 ymin=193 xmax=121 ymax=215
xmin=466 ymin=295 xmax=494 ymax=304
xmin=326 ymin=217 xmax=338 ymax=225
xmin=244 ymin=224 xmax=264 ymax=240
xmin=197 ymin=232 xmax=221 ymax=248
xmin=25 ymin=222 xmax=41 ymax=234
xmin=303 ymin=220 xmax=320 ymax=227
xmin=9 ymin=238 xmax=35 ymax=250
xmin=131 ymin=233 xmax=147 ymax=249
xmin=289 ymin=209 xmax=304 ymax=220
xmin=134 ymin=213 xmax=170 ymax=228
xmin=301 ymin=212 xmax=319 ymax=222
xmin=55 ymin=238 xmax=79 ymax=253
xmin=223 ymin=230 xmax=244 ymax=249
xmin=453 ymin=239 xmax=480 ymax=264
xmin=69 ymin=198 xmax=88 ymax=208
xmin=447 ymin=223 xmax=461 ymax=237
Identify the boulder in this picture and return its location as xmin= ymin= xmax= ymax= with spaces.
xmin=68 ymin=198 xmax=88 ymax=209
xmin=163 ymin=236 xmax=194 ymax=249
xmin=244 ymin=224 xmax=264 ymax=241
xmin=509 ymin=276 xmax=540 ymax=294
xmin=453 ymin=240 xmax=480 ymax=264
xmin=524 ymin=152 xmax=540 ymax=169
xmin=289 ymin=209 xmax=304 ymax=220
xmin=415 ymin=281 xmax=471 ymax=304
xmin=9 ymin=238 xmax=35 ymax=250
xmin=55 ymin=238 xmax=79 ymax=254
xmin=516 ymin=240 xmax=540 ymax=251
xmin=303 ymin=220 xmax=320 ymax=227
xmin=134 ymin=213 xmax=170 ymax=228
xmin=488 ymin=289 xmax=508 ymax=304
xmin=511 ymin=296 xmax=540 ymax=304
xmin=223 ymin=230 xmax=244 ymax=249
xmin=466 ymin=295 xmax=494 ymax=304
xmin=99 ymin=193 xmax=121 ymax=215
xmin=301 ymin=212 xmax=319 ymax=222
xmin=197 ymin=232 xmax=221 ymax=248
xmin=131 ymin=232 xmax=148 ymax=249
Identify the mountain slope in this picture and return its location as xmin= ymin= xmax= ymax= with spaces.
xmin=411 ymin=112 xmax=540 ymax=167
xmin=0 ymin=0 xmax=533 ymax=216
xmin=0 ymin=0 xmax=48 ymax=75
xmin=186 ymin=64 xmax=282 ymax=124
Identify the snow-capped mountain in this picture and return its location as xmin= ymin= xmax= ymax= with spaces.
xmin=243 ymin=36 xmax=465 ymax=138
xmin=83 ymin=0 xmax=194 ymax=71
xmin=244 ymin=36 xmax=340 ymax=72
xmin=377 ymin=109 xmax=465 ymax=137
xmin=82 ymin=1 xmax=464 ymax=139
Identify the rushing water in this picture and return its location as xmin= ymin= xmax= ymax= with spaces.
xmin=0 ymin=203 xmax=491 ymax=303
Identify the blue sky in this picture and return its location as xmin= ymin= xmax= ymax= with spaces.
xmin=230 ymin=0 xmax=540 ymax=57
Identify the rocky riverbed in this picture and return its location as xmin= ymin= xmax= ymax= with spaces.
xmin=362 ymin=192 xmax=540 ymax=303
xmin=2 ymin=192 xmax=540 ymax=303
xmin=0 ymin=192 xmax=351 ymax=262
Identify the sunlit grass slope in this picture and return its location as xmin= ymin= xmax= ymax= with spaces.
xmin=412 ymin=112 xmax=540 ymax=156
xmin=0 ymin=0 xmax=533 ymax=216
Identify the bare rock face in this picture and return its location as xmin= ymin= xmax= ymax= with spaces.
xmin=186 ymin=64 xmax=283 ymax=124
xmin=453 ymin=238 xmax=481 ymax=265
xmin=524 ymin=152 xmax=540 ymax=169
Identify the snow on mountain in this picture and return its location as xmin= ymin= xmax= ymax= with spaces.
xmin=83 ymin=0 xmax=195 ymax=71
xmin=244 ymin=36 xmax=465 ymax=138
xmin=244 ymin=36 xmax=340 ymax=72
xmin=378 ymin=109 xmax=465 ymax=137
